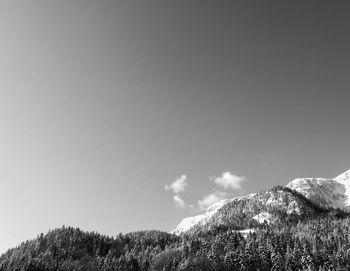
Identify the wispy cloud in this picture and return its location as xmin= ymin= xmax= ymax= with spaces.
xmin=174 ymin=195 xmax=186 ymax=208
xmin=198 ymin=192 xmax=227 ymax=211
xmin=165 ymin=174 xmax=187 ymax=209
xmin=213 ymin=171 xmax=246 ymax=190
xmin=165 ymin=172 xmax=246 ymax=211
xmin=165 ymin=174 xmax=187 ymax=194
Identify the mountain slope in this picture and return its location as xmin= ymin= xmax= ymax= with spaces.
xmin=3 ymin=218 xmax=350 ymax=271
xmin=334 ymin=169 xmax=350 ymax=207
xmin=286 ymin=169 xmax=350 ymax=210
xmin=172 ymin=198 xmax=234 ymax=234
xmin=286 ymin=178 xmax=346 ymax=209
xmin=174 ymin=169 xmax=350 ymax=234
xmin=174 ymin=186 xmax=334 ymax=234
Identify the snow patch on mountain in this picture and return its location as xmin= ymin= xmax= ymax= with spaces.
xmin=238 ymin=228 xmax=255 ymax=238
xmin=253 ymin=212 xmax=273 ymax=224
xmin=334 ymin=169 xmax=350 ymax=208
xmin=286 ymin=178 xmax=346 ymax=209
xmin=286 ymin=169 xmax=350 ymax=210
xmin=173 ymin=169 xmax=350 ymax=235
xmin=334 ymin=169 xmax=350 ymax=182
xmin=172 ymin=199 xmax=229 ymax=234
xmin=172 ymin=194 xmax=256 ymax=234
xmin=265 ymin=189 xmax=302 ymax=214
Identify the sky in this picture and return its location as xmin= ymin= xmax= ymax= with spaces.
xmin=0 ymin=0 xmax=350 ymax=253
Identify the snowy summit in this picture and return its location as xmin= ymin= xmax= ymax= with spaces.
xmin=287 ymin=169 xmax=350 ymax=210
xmin=173 ymin=169 xmax=350 ymax=234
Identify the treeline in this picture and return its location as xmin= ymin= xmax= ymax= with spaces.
xmin=0 ymin=227 xmax=180 ymax=271
xmin=1 ymin=217 xmax=350 ymax=270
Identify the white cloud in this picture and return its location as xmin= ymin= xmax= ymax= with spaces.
xmin=198 ymin=192 xmax=227 ymax=211
xmin=165 ymin=174 xmax=187 ymax=194
xmin=173 ymin=195 xmax=186 ymax=208
xmin=214 ymin=171 xmax=246 ymax=190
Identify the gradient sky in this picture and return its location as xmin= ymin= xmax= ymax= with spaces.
xmin=0 ymin=1 xmax=350 ymax=253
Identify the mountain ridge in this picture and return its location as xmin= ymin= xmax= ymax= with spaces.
xmin=173 ymin=169 xmax=350 ymax=234
xmin=1 ymin=169 xmax=350 ymax=270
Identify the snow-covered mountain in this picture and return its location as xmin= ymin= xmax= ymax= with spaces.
xmin=286 ymin=178 xmax=346 ymax=209
xmin=286 ymin=169 xmax=350 ymax=210
xmin=173 ymin=186 xmax=330 ymax=234
xmin=172 ymin=194 xmax=257 ymax=234
xmin=334 ymin=169 xmax=350 ymax=208
xmin=173 ymin=169 xmax=350 ymax=234
xmin=172 ymin=198 xmax=234 ymax=235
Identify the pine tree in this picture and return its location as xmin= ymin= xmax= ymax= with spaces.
xmin=285 ymin=245 xmax=297 ymax=271
xmin=271 ymin=250 xmax=284 ymax=271
xmin=258 ymin=241 xmax=271 ymax=270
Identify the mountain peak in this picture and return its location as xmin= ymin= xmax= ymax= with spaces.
xmin=285 ymin=168 xmax=350 ymax=210
xmin=172 ymin=187 xmax=330 ymax=234
xmin=173 ymin=169 xmax=350 ymax=235
xmin=334 ymin=169 xmax=350 ymax=183
xmin=286 ymin=178 xmax=346 ymax=209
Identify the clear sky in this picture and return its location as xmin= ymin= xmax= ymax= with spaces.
xmin=0 ymin=1 xmax=350 ymax=253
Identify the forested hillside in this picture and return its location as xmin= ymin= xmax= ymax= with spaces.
xmin=1 ymin=212 xmax=350 ymax=270
xmin=174 ymin=186 xmax=342 ymax=234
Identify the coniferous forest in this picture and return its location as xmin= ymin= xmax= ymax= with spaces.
xmin=1 ymin=212 xmax=350 ymax=270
